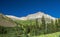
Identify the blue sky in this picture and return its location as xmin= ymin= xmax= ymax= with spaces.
xmin=0 ymin=0 xmax=60 ymax=18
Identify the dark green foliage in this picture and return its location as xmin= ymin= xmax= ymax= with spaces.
xmin=0 ymin=26 xmax=7 ymax=34
xmin=36 ymin=18 xmax=38 ymax=25
xmin=41 ymin=16 xmax=46 ymax=34
xmin=55 ymin=19 xmax=58 ymax=32
xmin=57 ymin=19 xmax=60 ymax=31
xmin=41 ymin=16 xmax=46 ymax=25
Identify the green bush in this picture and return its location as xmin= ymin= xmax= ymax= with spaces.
xmin=0 ymin=26 xmax=7 ymax=34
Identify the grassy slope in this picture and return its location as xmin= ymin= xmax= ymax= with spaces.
xmin=1 ymin=32 xmax=60 ymax=37
xmin=14 ymin=19 xmax=41 ymax=26
xmin=33 ymin=32 xmax=60 ymax=37
xmin=13 ymin=20 xmax=60 ymax=37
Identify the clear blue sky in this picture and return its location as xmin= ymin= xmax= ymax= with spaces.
xmin=0 ymin=0 xmax=60 ymax=18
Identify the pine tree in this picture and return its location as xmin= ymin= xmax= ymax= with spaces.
xmin=57 ymin=18 xmax=60 ymax=31
xmin=36 ymin=18 xmax=38 ymax=25
xmin=41 ymin=15 xmax=46 ymax=34
xmin=50 ymin=19 xmax=57 ymax=33
xmin=55 ymin=19 xmax=58 ymax=32
xmin=41 ymin=16 xmax=46 ymax=26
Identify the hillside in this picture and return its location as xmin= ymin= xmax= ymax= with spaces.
xmin=0 ymin=13 xmax=60 ymax=37
xmin=0 ymin=14 xmax=16 ymax=27
xmin=33 ymin=32 xmax=60 ymax=37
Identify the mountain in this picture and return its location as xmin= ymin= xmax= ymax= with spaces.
xmin=25 ymin=12 xmax=56 ymax=20
xmin=6 ymin=15 xmax=26 ymax=20
xmin=0 ymin=14 xmax=16 ymax=27
xmin=6 ymin=12 xmax=56 ymax=20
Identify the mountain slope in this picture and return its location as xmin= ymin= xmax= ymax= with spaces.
xmin=25 ymin=12 xmax=56 ymax=20
xmin=6 ymin=12 xmax=56 ymax=20
xmin=0 ymin=14 xmax=16 ymax=27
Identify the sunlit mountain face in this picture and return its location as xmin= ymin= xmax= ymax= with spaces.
xmin=6 ymin=12 xmax=56 ymax=20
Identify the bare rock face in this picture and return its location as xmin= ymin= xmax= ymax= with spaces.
xmin=0 ymin=14 xmax=16 ymax=27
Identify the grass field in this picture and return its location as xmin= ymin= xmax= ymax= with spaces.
xmin=0 ymin=32 xmax=60 ymax=37
xmin=33 ymin=32 xmax=60 ymax=37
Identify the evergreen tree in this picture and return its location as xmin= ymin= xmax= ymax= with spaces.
xmin=57 ymin=18 xmax=60 ymax=31
xmin=41 ymin=15 xmax=46 ymax=34
xmin=50 ymin=19 xmax=55 ymax=32
xmin=36 ymin=18 xmax=38 ymax=25
xmin=55 ymin=19 xmax=58 ymax=32
xmin=41 ymin=16 xmax=46 ymax=26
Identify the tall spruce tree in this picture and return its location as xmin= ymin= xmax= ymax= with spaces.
xmin=50 ymin=19 xmax=56 ymax=33
xmin=35 ymin=18 xmax=39 ymax=28
xmin=57 ymin=18 xmax=60 ymax=31
xmin=41 ymin=15 xmax=46 ymax=34
xmin=55 ymin=19 xmax=58 ymax=32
